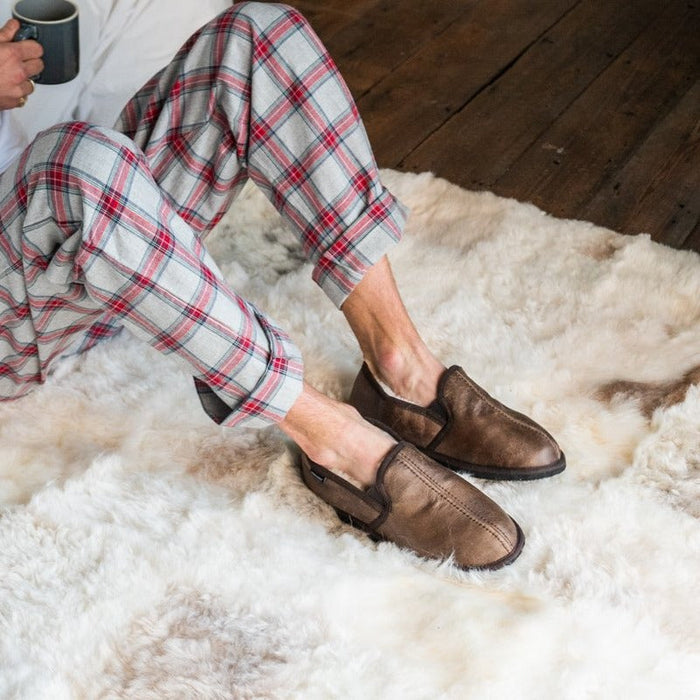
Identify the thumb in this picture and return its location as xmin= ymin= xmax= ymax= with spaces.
xmin=0 ymin=19 xmax=19 ymax=43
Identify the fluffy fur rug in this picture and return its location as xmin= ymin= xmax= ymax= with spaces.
xmin=0 ymin=171 xmax=698 ymax=699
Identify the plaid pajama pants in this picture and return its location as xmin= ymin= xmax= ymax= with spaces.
xmin=0 ymin=2 xmax=406 ymax=428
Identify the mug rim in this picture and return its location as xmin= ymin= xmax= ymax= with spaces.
xmin=12 ymin=0 xmax=78 ymax=24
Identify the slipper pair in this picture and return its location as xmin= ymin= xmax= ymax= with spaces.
xmin=301 ymin=364 xmax=565 ymax=570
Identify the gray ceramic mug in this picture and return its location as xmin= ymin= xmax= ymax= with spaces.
xmin=12 ymin=0 xmax=79 ymax=84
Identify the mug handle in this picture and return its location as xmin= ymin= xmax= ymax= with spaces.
xmin=12 ymin=23 xmax=37 ymax=42
xmin=12 ymin=23 xmax=42 ymax=81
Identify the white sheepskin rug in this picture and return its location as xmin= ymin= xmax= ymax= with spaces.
xmin=1 ymin=171 xmax=698 ymax=699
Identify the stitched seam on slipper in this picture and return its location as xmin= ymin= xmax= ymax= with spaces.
xmin=402 ymin=452 xmax=513 ymax=551
xmin=455 ymin=371 xmax=558 ymax=450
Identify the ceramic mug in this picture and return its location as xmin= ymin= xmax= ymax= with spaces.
xmin=12 ymin=0 xmax=79 ymax=84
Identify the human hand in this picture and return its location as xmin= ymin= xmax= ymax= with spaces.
xmin=0 ymin=18 xmax=43 ymax=110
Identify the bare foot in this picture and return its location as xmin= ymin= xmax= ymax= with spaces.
xmin=279 ymin=382 xmax=396 ymax=487
xmin=370 ymin=348 xmax=445 ymax=408
xmin=340 ymin=256 xmax=445 ymax=407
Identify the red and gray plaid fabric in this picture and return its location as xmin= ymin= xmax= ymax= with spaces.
xmin=0 ymin=2 xmax=406 ymax=427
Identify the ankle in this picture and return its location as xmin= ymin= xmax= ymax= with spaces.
xmin=330 ymin=417 xmax=396 ymax=487
xmin=279 ymin=384 xmax=395 ymax=487
xmin=369 ymin=347 xmax=445 ymax=407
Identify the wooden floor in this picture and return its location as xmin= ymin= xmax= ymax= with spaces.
xmin=291 ymin=0 xmax=700 ymax=252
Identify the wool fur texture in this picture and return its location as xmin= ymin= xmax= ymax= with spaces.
xmin=0 ymin=171 xmax=698 ymax=698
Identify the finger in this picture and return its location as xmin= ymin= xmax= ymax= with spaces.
xmin=15 ymin=39 xmax=43 ymax=60
xmin=23 ymin=57 xmax=44 ymax=78
xmin=0 ymin=19 xmax=20 ymax=42
xmin=4 ymin=82 xmax=26 ymax=101
xmin=11 ymin=78 xmax=35 ymax=106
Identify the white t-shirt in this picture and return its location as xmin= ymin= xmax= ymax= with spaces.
xmin=0 ymin=110 xmax=29 ymax=175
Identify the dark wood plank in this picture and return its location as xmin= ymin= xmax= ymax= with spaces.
xmin=683 ymin=221 xmax=700 ymax=252
xmin=494 ymin=1 xmax=699 ymax=226
xmin=309 ymin=0 xmax=471 ymax=98
xmin=292 ymin=0 xmax=382 ymax=43
xmin=286 ymin=0 xmax=700 ymax=253
xmin=399 ymin=0 xmax=665 ymax=188
xmin=354 ymin=0 xmax=579 ymax=167
xmin=581 ymin=80 xmax=700 ymax=248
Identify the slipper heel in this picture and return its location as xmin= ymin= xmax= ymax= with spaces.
xmin=300 ymin=454 xmax=384 ymax=527
xmin=335 ymin=508 xmax=382 ymax=541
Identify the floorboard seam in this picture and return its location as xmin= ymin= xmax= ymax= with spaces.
xmin=395 ymin=0 xmax=584 ymax=168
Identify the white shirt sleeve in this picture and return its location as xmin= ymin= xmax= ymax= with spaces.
xmin=0 ymin=110 xmax=30 ymax=175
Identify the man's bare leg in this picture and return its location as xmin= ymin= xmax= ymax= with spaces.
xmin=280 ymin=255 xmax=445 ymax=487
xmin=341 ymin=256 xmax=445 ymax=406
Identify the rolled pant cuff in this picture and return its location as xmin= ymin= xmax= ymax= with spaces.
xmin=312 ymin=188 xmax=408 ymax=308
xmin=195 ymin=354 xmax=304 ymax=430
